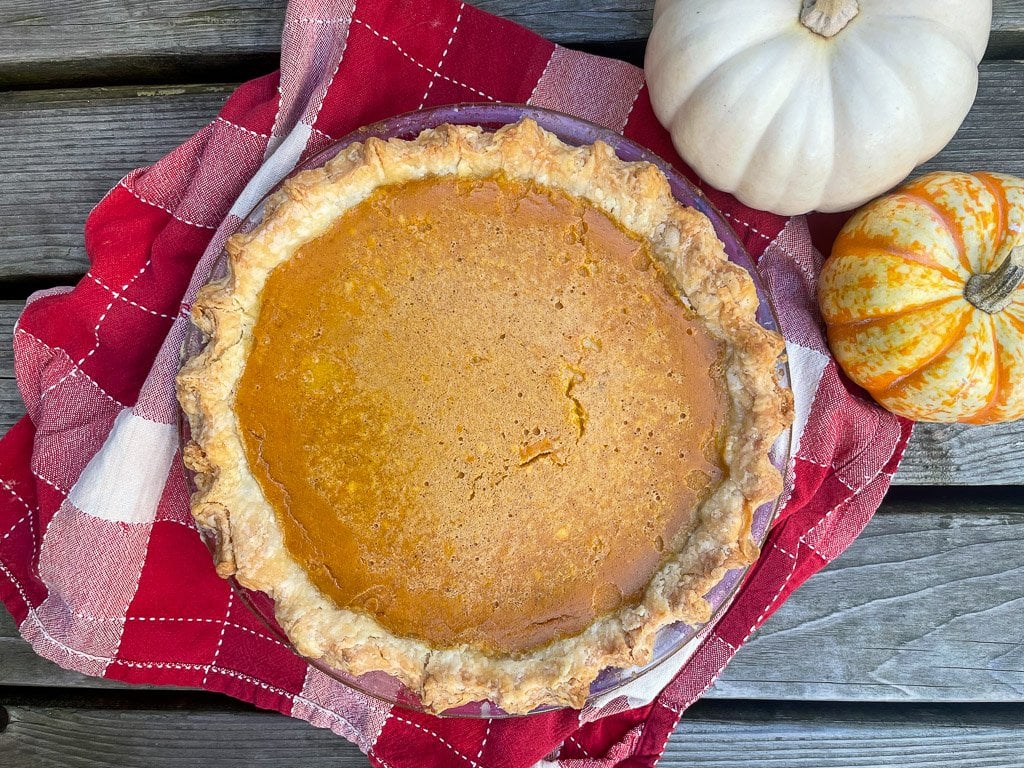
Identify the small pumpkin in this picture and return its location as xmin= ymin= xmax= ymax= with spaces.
xmin=819 ymin=172 xmax=1024 ymax=424
xmin=644 ymin=0 xmax=992 ymax=215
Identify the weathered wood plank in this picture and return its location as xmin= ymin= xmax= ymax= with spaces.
xmin=0 ymin=85 xmax=230 ymax=283
xmin=895 ymin=422 xmax=1024 ymax=485
xmin=0 ymin=302 xmax=19 ymax=379
xmin=992 ymin=0 xmax=1024 ymax=57
xmin=2 ymin=1 xmax=1023 ymax=88
xmin=0 ymin=699 xmax=1022 ymax=768
xmin=0 ymin=1 xmax=285 ymax=89
xmin=915 ymin=60 xmax=1024 ymax=180
xmin=666 ymin=701 xmax=1024 ymax=768
xmin=716 ymin=505 xmax=1024 ymax=701
xmin=2 ymin=500 xmax=1022 ymax=700
xmin=0 ymin=297 xmax=24 ymax=428
xmin=0 ymin=703 xmax=370 ymax=767
xmin=3 ymin=59 xmax=1023 ymax=280
xmin=0 ymin=385 xmax=25 ymax=435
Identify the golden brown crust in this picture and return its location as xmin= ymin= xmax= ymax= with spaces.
xmin=176 ymin=119 xmax=793 ymax=714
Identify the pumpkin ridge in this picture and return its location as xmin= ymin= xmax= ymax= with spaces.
xmin=964 ymin=317 xmax=1005 ymax=424
xmin=1003 ymin=307 xmax=1024 ymax=333
xmin=832 ymin=239 xmax=964 ymax=284
xmin=869 ymin=307 xmax=974 ymax=396
xmin=679 ymin=29 xmax=805 ymax=186
xmin=683 ymin=27 xmax=796 ymax=114
xmin=972 ymin=171 xmax=1008 ymax=272
xmin=826 ymin=295 xmax=958 ymax=330
xmin=846 ymin=28 xmax=930 ymax=150
xmin=862 ymin=15 xmax=979 ymax=67
xmin=669 ymin=12 xmax=783 ymax=63
xmin=897 ymin=188 xmax=973 ymax=276
xmin=742 ymin=74 xmax=826 ymax=210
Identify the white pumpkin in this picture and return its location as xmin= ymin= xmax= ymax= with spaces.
xmin=644 ymin=0 xmax=992 ymax=215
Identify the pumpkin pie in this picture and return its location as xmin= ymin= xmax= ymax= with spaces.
xmin=176 ymin=119 xmax=792 ymax=714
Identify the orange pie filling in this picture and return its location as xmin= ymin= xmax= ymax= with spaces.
xmin=234 ymin=175 xmax=728 ymax=655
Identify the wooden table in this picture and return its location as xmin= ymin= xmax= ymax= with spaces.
xmin=1 ymin=2 xmax=1022 ymax=765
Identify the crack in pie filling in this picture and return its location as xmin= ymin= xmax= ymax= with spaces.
xmin=177 ymin=119 xmax=793 ymax=714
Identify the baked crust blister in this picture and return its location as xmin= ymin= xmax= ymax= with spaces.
xmin=176 ymin=119 xmax=794 ymax=714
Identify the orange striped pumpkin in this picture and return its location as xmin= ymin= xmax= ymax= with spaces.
xmin=819 ymin=171 xmax=1024 ymax=423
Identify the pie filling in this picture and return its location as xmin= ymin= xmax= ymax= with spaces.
xmin=235 ymin=174 xmax=727 ymax=655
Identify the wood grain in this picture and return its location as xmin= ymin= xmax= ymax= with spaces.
xmin=665 ymin=701 xmax=1024 ymax=768
xmin=0 ymin=0 xmax=285 ymax=89
xmin=915 ymin=60 xmax=1024 ymax=180
xmin=2 ymin=0 xmax=1023 ymax=87
xmin=2 ymin=499 xmax=1022 ymax=701
xmin=0 ymin=704 xmax=369 ymax=768
xmin=0 ymin=698 xmax=1022 ymax=768
xmin=716 ymin=506 xmax=1024 ymax=701
xmin=2 ymin=59 xmax=1023 ymax=280
xmin=992 ymin=0 xmax=1024 ymax=57
xmin=0 ymin=85 xmax=229 ymax=282
xmin=0 ymin=386 xmax=25 ymax=436
xmin=895 ymin=422 xmax=1024 ymax=485
xmin=0 ymin=302 xmax=18 ymax=378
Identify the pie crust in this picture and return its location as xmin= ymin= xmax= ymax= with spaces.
xmin=176 ymin=119 xmax=793 ymax=714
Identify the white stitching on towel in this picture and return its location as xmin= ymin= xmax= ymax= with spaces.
xmin=391 ymin=713 xmax=483 ymax=768
xmin=125 ymin=615 xmax=289 ymax=649
xmin=653 ymin=703 xmax=685 ymax=764
xmin=18 ymin=327 xmax=127 ymax=408
xmin=118 ymin=181 xmax=218 ymax=230
xmin=201 ymin=589 xmax=234 ymax=686
xmin=723 ymin=211 xmax=775 ymax=242
xmin=37 ymin=260 xmax=154 ymax=403
xmin=215 ymin=116 xmax=271 ymax=140
xmin=0 ymin=511 xmax=30 ymax=543
xmin=289 ymin=16 xmax=352 ymax=25
xmin=0 ymin=477 xmax=34 ymax=515
xmin=566 ymin=734 xmax=592 ymax=758
xmin=526 ymin=49 xmax=555 ymax=104
xmin=476 ymin=719 xmax=492 ymax=760
xmin=30 ymin=470 xmax=67 ymax=496
xmin=417 ymin=3 xmax=464 ymax=109
xmin=619 ymin=82 xmax=644 ymax=132
xmin=88 ymin=273 xmax=174 ymax=319
xmin=351 ymin=16 xmax=495 ymax=102
xmin=310 ymin=126 xmax=336 ymax=143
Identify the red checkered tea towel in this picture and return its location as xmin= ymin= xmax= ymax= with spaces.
xmin=0 ymin=1 xmax=912 ymax=766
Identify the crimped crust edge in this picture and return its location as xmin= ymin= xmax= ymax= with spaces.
xmin=176 ymin=119 xmax=793 ymax=714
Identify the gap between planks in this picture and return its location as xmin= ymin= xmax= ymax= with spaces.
xmin=2 ymin=59 xmax=1023 ymax=282
xmin=0 ymin=698 xmax=1021 ymax=768
xmin=1 ymin=505 xmax=1022 ymax=701
xmin=0 ymin=0 xmax=1023 ymax=88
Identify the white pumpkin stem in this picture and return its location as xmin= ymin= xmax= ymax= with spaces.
xmin=965 ymin=245 xmax=1024 ymax=314
xmin=800 ymin=0 xmax=860 ymax=38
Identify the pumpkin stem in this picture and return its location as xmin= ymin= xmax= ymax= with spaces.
xmin=965 ymin=245 xmax=1024 ymax=314
xmin=800 ymin=0 xmax=860 ymax=38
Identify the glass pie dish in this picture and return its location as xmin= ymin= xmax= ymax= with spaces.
xmin=180 ymin=103 xmax=794 ymax=718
